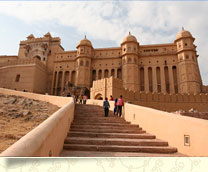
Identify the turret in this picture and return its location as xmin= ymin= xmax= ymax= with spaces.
xmin=75 ymin=36 xmax=93 ymax=89
xmin=121 ymin=32 xmax=139 ymax=92
xmin=175 ymin=27 xmax=202 ymax=94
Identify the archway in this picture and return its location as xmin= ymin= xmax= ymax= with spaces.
xmin=33 ymin=55 xmax=41 ymax=61
xmin=94 ymin=93 xmax=103 ymax=100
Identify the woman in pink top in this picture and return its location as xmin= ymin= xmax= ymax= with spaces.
xmin=116 ymin=95 xmax=124 ymax=117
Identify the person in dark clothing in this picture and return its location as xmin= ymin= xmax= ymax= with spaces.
xmin=67 ymin=93 xmax=71 ymax=97
xmin=114 ymin=98 xmax=118 ymax=115
xmin=103 ymin=97 xmax=110 ymax=117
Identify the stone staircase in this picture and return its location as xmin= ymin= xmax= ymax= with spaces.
xmin=60 ymin=104 xmax=181 ymax=157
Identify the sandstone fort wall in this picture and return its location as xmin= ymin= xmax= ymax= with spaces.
xmin=91 ymin=77 xmax=208 ymax=112
xmin=0 ymin=58 xmax=47 ymax=94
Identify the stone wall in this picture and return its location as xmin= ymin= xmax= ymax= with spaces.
xmin=124 ymin=103 xmax=208 ymax=156
xmin=91 ymin=77 xmax=208 ymax=112
xmin=86 ymin=99 xmax=208 ymax=156
xmin=0 ymin=58 xmax=47 ymax=94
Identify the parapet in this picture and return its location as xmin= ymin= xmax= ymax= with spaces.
xmin=0 ymin=58 xmax=46 ymax=70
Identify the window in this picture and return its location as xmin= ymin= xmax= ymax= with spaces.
xmin=128 ymin=47 xmax=131 ymax=51
xmin=80 ymin=60 xmax=84 ymax=66
xmin=123 ymin=48 xmax=126 ymax=52
xmin=86 ymin=61 xmax=89 ymax=67
xmin=185 ymin=43 xmax=188 ymax=46
xmin=134 ymin=58 xmax=137 ymax=64
xmin=127 ymin=57 xmax=131 ymax=63
xmin=184 ymin=135 xmax=190 ymax=146
xmin=15 ymin=74 xmax=20 ymax=82
xmin=186 ymin=55 xmax=189 ymax=60
xmin=179 ymin=44 xmax=181 ymax=48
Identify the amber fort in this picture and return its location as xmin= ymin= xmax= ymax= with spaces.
xmin=0 ymin=28 xmax=208 ymax=111
xmin=1 ymin=28 xmax=208 ymax=157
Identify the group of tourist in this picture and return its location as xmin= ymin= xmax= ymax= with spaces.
xmin=103 ymin=95 xmax=124 ymax=117
xmin=71 ymin=95 xmax=88 ymax=104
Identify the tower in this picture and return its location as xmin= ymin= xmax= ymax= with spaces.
xmin=121 ymin=32 xmax=139 ymax=92
xmin=75 ymin=36 xmax=93 ymax=89
xmin=175 ymin=28 xmax=202 ymax=94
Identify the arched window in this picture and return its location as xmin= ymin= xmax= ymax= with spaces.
xmin=117 ymin=68 xmax=122 ymax=79
xmin=98 ymin=70 xmax=102 ymax=79
xmin=156 ymin=67 xmax=161 ymax=92
xmin=148 ymin=67 xmax=153 ymax=92
xmin=172 ymin=66 xmax=178 ymax=93
xmin=111 ymin=69 xmax=115 ymax=78
xmin=80 ymin=60 xmax=84 ymax=66
xmin=64 ymin=71 xmax=70 ymax=85
xmin=71 ymin=71 xmax=76 ymax=86
xmin=164 ymin=66 xmax=170 ymax=93
xmin=104 ymin=69 xmax=109 ymax=78
xmin=86 ymin=60 xmax=89 ymax=67
xmin=127 ymin=57 xmax=132 ymax=63
xmin=92 ymin=70 xmax=96 ymax=81
xmin=134 ymin=58 xmax=137 ymax=64
xmin=140 ymin=67 xmax=144 ymax=91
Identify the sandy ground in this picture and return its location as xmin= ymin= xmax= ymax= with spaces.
xmin=0 ymin=94 xmax=59 ymax=153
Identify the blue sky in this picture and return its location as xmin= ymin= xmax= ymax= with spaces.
xmin=0 ymin=1 xmax=208 ymax=85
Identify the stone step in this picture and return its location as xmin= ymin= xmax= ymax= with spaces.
xmin=70 ymin=124 xmax=141 ymax=130
xmin=69 ymin=128 xmax=145 ymax=134
xmin=71 ymin=122 xmax=132 ymax=126
xmin=60 ymin=150 xmax=184 ymax=157
xmin=73 ymin=117 xmax=125 ymax=121
xmin=72 ymin=119 xmax=129 ymax=124
xmin=65 ymin=137 xmax=168 ymax=146
xmin=63 ymin=144 xmax=177 ymax=154
xmin=61 ymin=104 xmax=178 ymax=156
xmin=68 ymin=131 xmax=154 ymax=139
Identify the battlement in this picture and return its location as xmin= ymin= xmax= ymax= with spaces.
xmin=91 ymin=77 xmax=208 ymax=112
xmin=20 ymin=35 xmax=61 ymax=45
xmin=0 ymin=58 xmax=46 ymax=70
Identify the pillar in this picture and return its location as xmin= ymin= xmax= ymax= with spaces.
xmin=152 ymin=66 xmax=157 ymax=92
xmin=168 ymin=65 xmax=175 ymax=93
xmin=51 ymin=71 xmax=55 ymax=95
xmin=55 ymin=71 xmax=59 ymax=95
xmin=115 ymin=68 xmax=118 ymax=79
xmin=61 ymin=71 xmax=65 ymax=93
xmin=160 ymin=66 xmax=166 ymax=93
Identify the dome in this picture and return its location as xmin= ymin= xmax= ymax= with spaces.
xmin=77 ymin=36 xmax=92 ymax=48
xmin=176 ymin=27 xmax=193 ymax=40
xmin=122 ymin=32 xmax=137 ymax=44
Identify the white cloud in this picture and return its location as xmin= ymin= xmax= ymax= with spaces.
xmin=0 ymin=1 xmax=208 ymax=84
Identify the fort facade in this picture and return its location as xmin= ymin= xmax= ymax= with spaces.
xmin=0 ymin=28 xmax=207 ymax=98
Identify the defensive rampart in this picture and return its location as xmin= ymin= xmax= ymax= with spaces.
xmin=91 ymin=77 xmax=208 ymax=112
xmin=0 ymin=88 xmax=74 ymax=157
xmin=0 ymin=59 xmax=47 ymax=94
